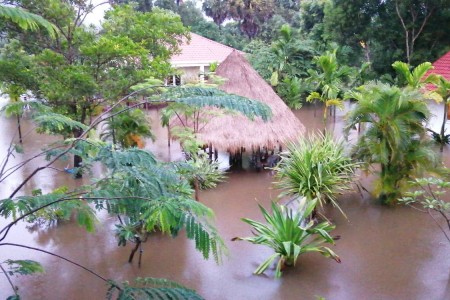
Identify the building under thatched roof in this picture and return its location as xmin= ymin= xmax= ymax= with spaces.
xmin=174 ymin=50 xmax=305 ymax=152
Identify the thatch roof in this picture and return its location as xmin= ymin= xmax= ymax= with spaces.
xmin=172 ymin=50 xmax=305 ymax=152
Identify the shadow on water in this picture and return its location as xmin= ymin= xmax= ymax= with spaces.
xmin=1 ymin=100 xmax=450 ymax=299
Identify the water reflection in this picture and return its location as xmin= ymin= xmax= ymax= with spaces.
xmin=0 ymin=100 xmax=449 ymax=299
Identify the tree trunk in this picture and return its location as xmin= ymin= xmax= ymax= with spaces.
xmin=73 ymin=128 xmax=83 ymax=178
xmin=128 ymin=238 xmax=141 ymax=263
xmin=17 ymin=115 xmax=22 ymax=144
xmin=193 ymin=178 xmax=200 ymax=201
xmin=440 ymin=100 xmax=448 ymax=152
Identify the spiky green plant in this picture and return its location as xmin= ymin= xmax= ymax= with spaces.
xmin=233 ymin=199 xmax=340 ymax=278
xmin=274 ymin=133 xmax=358 ymax=215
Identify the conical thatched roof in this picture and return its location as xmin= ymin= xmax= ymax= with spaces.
xmin=172 ymin=50 xmax=305 ymax=152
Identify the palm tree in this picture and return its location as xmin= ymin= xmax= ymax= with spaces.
xmin=392 ymin=61 xmax=433 ymax=89
xmin=0 ymin=5 xmax=58 ymax=37
xmin=424 ymin=74 xmax=450 ymax=151
xmin=345 ymin=82 xmax=438 ymax=204
xmin=306 ymin=49 xmax=352 ymax=123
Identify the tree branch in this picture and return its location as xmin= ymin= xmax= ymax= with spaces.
xmin=0 ymin=242 xmax=112 ymax=285
xmin=0 ymin=262 xmax=17 ymax=296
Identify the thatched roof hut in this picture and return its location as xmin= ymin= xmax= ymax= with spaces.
xmin=172 ymin=50 xmax=305 ymax=152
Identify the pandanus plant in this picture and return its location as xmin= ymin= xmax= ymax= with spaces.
xmin=233 ymin=199 xmax=340 ymax=278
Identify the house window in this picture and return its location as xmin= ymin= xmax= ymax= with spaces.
xmin=166 ymin=75 xmax=181 ymax=86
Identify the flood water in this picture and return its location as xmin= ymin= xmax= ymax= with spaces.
xmin=1 ymin=99 xmax=450 ymax=300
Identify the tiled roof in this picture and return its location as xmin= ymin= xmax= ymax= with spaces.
xmin=425 ymin=50 xmax=450 ymax=81
xmin=170 ymin=33 xmax=237 ymax=65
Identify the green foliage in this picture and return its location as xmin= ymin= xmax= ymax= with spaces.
xmin=345 ymin=82 xmax=439 ymax=204
xmin=160 ymin=86 xmax=272 ymax=122
xmin=107 ymin=277 xmax=204 ymax=300
xmin=306 ymin=49 xmax=352 ymax=121
xmin=0 ymin=5 xmax=58 ymax=37
xmin=274 ymin=133 xmax=358 ymax=215
xmin=33 ymin=112 xmax=88 ymax=137
xmin=392 ymin=61 xmax=433 ymax=89
xmin=399 ymin=177 xmax=450 ymax=243
xmin=233 ymin=199 xmax=340 ymax=278
xmin=101 ymin=108 xmax=154 ymax=149
xmin=0 ymin=190 xmax=97 ymax=232
xmin=323 ymin=0 xmax=450 ymax=75
xmin=90 ymin=146 xmax=225 ymax=263
xmin=3 ymin=259 xmax=44 ymax=276
xmin=275 ymin=77 xmax=312 ymax=109
xmin=176 ymin=154 xmax=227 ymax=190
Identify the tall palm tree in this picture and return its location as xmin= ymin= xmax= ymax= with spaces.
xmin=0 ymin=5 xmax=58 ymax=37
xmin=345 ymin=82 xmax=438 ymax=204
xmin=306 ymin=49 xmax=352 ymax=123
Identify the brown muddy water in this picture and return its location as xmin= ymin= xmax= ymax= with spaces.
xmin=1 ymin=99 xmax=450 ymax=300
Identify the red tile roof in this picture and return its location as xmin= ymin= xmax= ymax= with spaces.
xmin=425 ymin=50 xmax=450 ymax=81
xmin=170 ymin=33 xmax=237 ymax=65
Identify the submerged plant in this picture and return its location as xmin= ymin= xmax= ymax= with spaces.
xmin=345 ymin=82 xmax=439 ymax=204
xmin=399 ymin=177 xmax=450 ymax=244
xmin=274 ymin=133 xmax=357 ymax=215
xmin=233 ymin=199 xmax=340 ymax=278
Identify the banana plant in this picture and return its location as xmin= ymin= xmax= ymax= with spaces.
xmin=233 ymin=199 xmax=340 ymax=278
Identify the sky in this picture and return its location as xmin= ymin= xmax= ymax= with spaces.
xmin=84 ymin=1 xmax=111 ymax=26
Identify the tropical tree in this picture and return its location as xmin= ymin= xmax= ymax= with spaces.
xmin=232 ymin=199 xmax=340 ymax=278
xmin=2 ymin=2 xmax=189 ymax=177
xmin=227 ymin=0 xmax=277 ymax=38
xmin=274 ymin=133 xmax=358 ymax=215
xmin=0 ymin=40 xmax=39 ymax=143
xmin=306 ymin=49 xmax=352 ymax=123
xmin=0 ymin=83 xmax=272 ymax=298
xmin=345 ymin=82 xmax=439 ymax=204
xmin=202 ymin=0 xmax=230 ymax=25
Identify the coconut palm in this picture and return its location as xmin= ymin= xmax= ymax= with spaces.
xmin=233 ymin=199 xmax=340 ymax=278
xmin=274 ymin=133 xmax=358 ymax=215
xmin=345 ymin=82 xmax=438 ymax=204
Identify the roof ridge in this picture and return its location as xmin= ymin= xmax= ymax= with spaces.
xmin=189 ymin=32 xmax=237 ymax=52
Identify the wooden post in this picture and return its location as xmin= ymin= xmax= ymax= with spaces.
xmin=209 ymin=143 xmax=213 ymax=160
xmin=214 ymin=148 xmax=218 ymax=161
